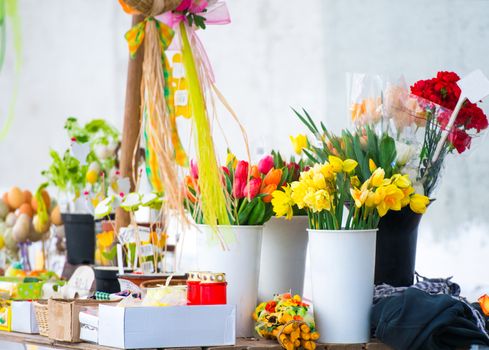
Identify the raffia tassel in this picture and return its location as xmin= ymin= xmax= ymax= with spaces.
xmin=122 ymin=0 xmax=181 ymax=16
xmin=141 ymin=19 xmax=189 ymax=227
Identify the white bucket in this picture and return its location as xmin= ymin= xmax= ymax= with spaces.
xmin=308 ymin=229 xmax=377 ymax=344
xmin=197 ymin=225 xmax=263 ymax=337
xmin=258 ymin=216 xmax=308 ymax=302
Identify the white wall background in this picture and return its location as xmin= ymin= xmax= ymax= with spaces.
xmin=0 ymin=0 xmax=489 ymax=299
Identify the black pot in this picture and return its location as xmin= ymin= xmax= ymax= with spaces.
xmin=62 ymin=213 xmax=95 ymax=265
xmin=94 ymin=267 xmax=131 ymax=294
xmin=375 ymin=206 xmax=422 ymax=287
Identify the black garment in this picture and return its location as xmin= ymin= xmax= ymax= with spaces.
xmin=371 ymin=288 xmax=489 ymax=350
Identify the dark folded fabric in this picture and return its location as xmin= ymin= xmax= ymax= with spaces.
xmin=371 ymin=288 xmax=489 ymax=350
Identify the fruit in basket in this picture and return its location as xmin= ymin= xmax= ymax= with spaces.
xmin=8 ymin=187 xmax=25 ymax=209
xmin=12 ymin=213 xmax=31 ymax=243
xmin=0 ymin=199 xmax=8 ymax=219
xmin=23 ymin=190 xmax=33 ymax=205
xmin=50 ymin=205 xmax=63 ymax=226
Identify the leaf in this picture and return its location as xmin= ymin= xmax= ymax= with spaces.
xmin=292 ymin=108 xmax=318 ymax=137
xmin=101 ymin=246 xmax=117 ymax=261
xmin=302 ymin=148 xmax=319 ymax=164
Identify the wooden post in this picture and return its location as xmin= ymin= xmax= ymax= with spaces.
xmin=115 ymin=14 xmax=145 ymax=232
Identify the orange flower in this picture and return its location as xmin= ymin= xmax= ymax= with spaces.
xmin=261 ymin=184 xmax=277 ymax=203
xmin=479 ymin=294 xmax=489 ymax=316
xmin=250 ymin=165 xmax=261 ymax=179
xmin=264 ymin=169 xmax=283 ymax=187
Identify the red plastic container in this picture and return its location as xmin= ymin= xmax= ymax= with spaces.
xmin=186 ymin=272 xmax=201 ymax=305
xmin=200 ymin=272 xmax=227 ymax=305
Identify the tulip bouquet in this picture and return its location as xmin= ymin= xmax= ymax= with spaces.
xmin=272 ymin=155 xmax=429 ymax=230
xmin=185 ymin=153 xmax=289 ymax=225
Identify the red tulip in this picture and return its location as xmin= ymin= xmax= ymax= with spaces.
xmin=258 ymin=155 xmax=274 ymax=175
xmin=244 ymin=178 xmax=262 ymax=199
xmin=190 ymin=159 xmax=199 ymax=179
xmin=233 ymin=178 xmax=246 ymax=199
xmin=234 ymin=160 xmax=249 ymax=182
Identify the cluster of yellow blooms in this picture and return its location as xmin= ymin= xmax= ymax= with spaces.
xmin=271 ymin=155 xmax=430 ymax=228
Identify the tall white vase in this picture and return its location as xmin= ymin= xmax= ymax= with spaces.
xmin=258 ymin=216 xmax=308 ymax=302
xmin=197 ymin=225 xmax=263 ymax=337
xmin=308 ymin=229 xmax=377 ymax=344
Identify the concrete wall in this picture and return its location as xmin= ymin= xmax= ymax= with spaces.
xmin=0 ymin=0 xmax=488 ymax=298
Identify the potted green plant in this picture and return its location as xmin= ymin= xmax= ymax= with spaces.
xmin=42 ymin=117 xmax=119 ymax=265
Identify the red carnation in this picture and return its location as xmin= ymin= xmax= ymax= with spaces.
xmin=448 ymin=129 xmax=471 ymax=154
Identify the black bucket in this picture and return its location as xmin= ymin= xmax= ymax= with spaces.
xmin=94 ymin=267 xmax=131 ymax=294
xmin=375 ymin=207 xmax=422 ymax=287
xmin=62 ymin=213 xmax=95 ymax=265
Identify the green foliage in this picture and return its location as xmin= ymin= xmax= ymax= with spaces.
xmin=294 ymin=109 xmax=399 ymax=183
xmin=42 ymin=149 xmax=88 ymax=194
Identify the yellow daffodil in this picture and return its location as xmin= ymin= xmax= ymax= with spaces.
xmin=401 ymin=186 xmax=415 ymax=207
xmin=375 ymin=184 xmax=404 ymax=217
xmin=309 ymin=190 xmax=331 ymax=212
xmin=290 ymin=134 xmax=308 ymax=155
xmin=350 ymin=188 xmax=368 ymax=208
xmin=369 ymin=159 xmax=377 ymax=172
xmin=328 ymin=156 xmax=358 ymax=173
xmin=391 ymin=174 xmax=411 ymax=189
xmin=226 ymin=151 xmax=238 ymax=169
xmin=409 ymin=194 xmax=430 ymax=214
xmin=271 ymin=186 xmax=294 ymax=220
xmin=290 ymin=181 xmax=308 ymax=209
xmin=365 ymin=190 xmax=376 ymax=208
xmin=370 ymin=168 xmax=385 ymax=187
xmin=351 ymin=176 xmax=360 ymax=188
xmin=313 ymin=173 xmax=327 ymax=189
xmin=320 ymin=163 xmax=335 ymax=180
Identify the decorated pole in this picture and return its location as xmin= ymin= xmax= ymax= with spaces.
xmin=115 ymin=14 xmax=145 ymax=231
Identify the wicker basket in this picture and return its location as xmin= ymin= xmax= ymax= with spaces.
xmin=33 ymin=300 xmax=49 ymax=337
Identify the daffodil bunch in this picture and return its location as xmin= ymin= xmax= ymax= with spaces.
xmin=272 ymin=155 xmax=429 ymax=230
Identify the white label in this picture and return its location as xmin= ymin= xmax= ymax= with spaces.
xmin=172 ymin=63 xmax=185 ymax=79
xmin=174 ymin=90 xmax=189 ymax=106
xmin=117 ymin=244 xmax=124 ymax=276
xmin=137 ymin=226 xmax=151 ymax=242
xmin=140 ymin=244 xmax=154 ymax=257
xmin=118 ymin=278 xmax=142 ymax=294
xmin=141 ymin=261 xmax=154 ymax=274
xmin=119 ymin=227 xmax=135 ymax=243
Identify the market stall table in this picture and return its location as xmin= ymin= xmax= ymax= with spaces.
xmin=0 ymin=331 xmax=393 ymax=350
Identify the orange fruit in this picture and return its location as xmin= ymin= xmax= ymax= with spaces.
xmin=18 ymin=203 xmax=34 ymax=217
xmin=8 ymin=187 xmax=25 ymax=209
xmin=23 ymin=190 xmax=32 ymax=205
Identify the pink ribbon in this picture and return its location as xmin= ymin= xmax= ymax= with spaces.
xmin=156 ymin=0 xmax=231 ymax=83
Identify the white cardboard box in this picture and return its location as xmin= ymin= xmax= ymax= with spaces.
xmin=11 ymin=301 xmax=39 ymax=334
xmin=98 ymin=304 xmax=236 ymax=349
xmin=79 ymin=308 xmax=99 ymax=343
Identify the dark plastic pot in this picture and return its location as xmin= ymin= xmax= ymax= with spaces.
xmin=94 ymin=266 xmax=132 ymax=294
xmin=374 ymin=206 xmax=422 ymax=287
xmin=62 ymin=213 xmax=95 ymax=265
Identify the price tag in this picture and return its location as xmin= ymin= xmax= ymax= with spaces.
xmin=140 ymin=244 xmax=154 ymax=257
xmin=119 ymin=227 xmax=135 ymax=243
xmin=137 ymin=226 xmax=151 ymax=242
